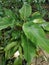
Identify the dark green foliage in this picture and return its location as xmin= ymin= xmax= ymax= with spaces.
xmin=0 ymin=0 xmax=49 ymax=65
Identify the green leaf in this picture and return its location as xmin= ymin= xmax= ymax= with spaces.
xmin=19 ymin=3 xmax=32 ymax=20
xmin=32 ymin=18 xmax=45 ymax=23
xmin=0 ymin=54 xmax=5 ymax=65
xmin=23 ymin=22 xmax=49 ymax=53
xmin=0 ymin=5 xmax=4 ymax=16
xmin=4 ymin=8 xmax=16 ymax=19
xmin=12 ymin=30 xmax=20 ymax=40
xmin=5 ymin=50 xmax=11 ymax=59
xmin=0 ymin=17 xmax=14 ymax=30
xmin=30 ymin=12 xmax=45 ymax=23
xmin=32 ymin=12 xmax=42 ymax=19
xmin=14 ymin=57 xmax=22 ymax=65
xmin=5 ymin=42 xmax=18 ymax=59
xmin=41 ymin=22 xmax=49 ymax=31
xmin=4 ymin=42 xmax=17 ymax=51
xmin=21 ymin=34 xmax=36 ymax=65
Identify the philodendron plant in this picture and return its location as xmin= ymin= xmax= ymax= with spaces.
xmin=0 ymin=2 xmax=49 ymax=65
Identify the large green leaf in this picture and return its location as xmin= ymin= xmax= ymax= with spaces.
xmin=0 ymin=8 xmax=16 ymax=30
xmin=21 ymin=34 xmax=36 ymax=65
xmin=23 ymin=22 xmax=49 ymax=53
xmin=0 ymin=17 xmax=15 ymax=30
xmin=19 ymin=3 xmax=32 ymax=20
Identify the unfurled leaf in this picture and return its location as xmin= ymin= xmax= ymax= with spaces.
xmin=21 ymin=34 xmax=36 ymax=65
xmin=5 ymin=43 xmax=18 ymax=59
xmin=0 ymin=17 xmax=14 ymax=30
xmin=19 ymin=3 xmax=32 ymax=20
xmin=23 ymin=22 xmax=49 ymax=53
xmin=4 ymin=42 xmax=17 ymax=51
xmin=4 ymin=42 xmax=18 ymax=59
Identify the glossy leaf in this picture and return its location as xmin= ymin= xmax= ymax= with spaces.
xmin=23 ymin=22 xmax=49 ymax=53
xmin=32 ymin=18 xmax=45 ymax=23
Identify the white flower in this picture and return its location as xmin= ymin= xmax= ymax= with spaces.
xmin=14 ymin=51 xmax=20 ymax=58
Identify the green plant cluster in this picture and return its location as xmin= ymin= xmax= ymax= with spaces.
xmin=0 ymin=0 xmax=49 ymax=65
